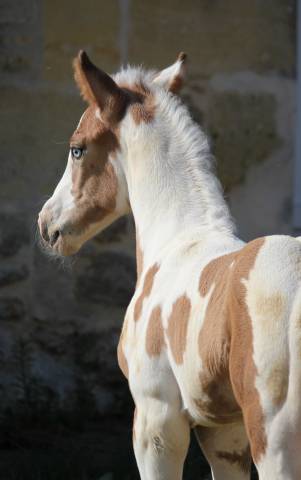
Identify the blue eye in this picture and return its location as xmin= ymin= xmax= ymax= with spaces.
xmin=71 ymin=146 xmax=84 ymax=160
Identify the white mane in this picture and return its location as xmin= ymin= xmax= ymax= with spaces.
xmin=114 ymin=65 xmax=235 ymax=236
xmin=156 ymin=88 xmax=235 ymax=235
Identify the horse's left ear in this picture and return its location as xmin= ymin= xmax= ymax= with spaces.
xmin=73 ymin=50 xmax=127 ymax=123
xmin=153 ymin=52 xmax=187 ymax=94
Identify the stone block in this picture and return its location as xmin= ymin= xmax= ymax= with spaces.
xmin=0 ymin=0 xmax=42 ymax=83
xmin=75 ymin=251 xmax=136 ymax=307
xmin=0 ymin=212 xmax=30 ymax=257
xmin=130 ymin=0 xmax=295 ymax=76
xmin=93 ymin=217 xmax=129 ymax=244
xmin=206 ymin=91 xmax=280 ymax=190
xmin=44 ymin=0 xmax=119 ymax=83
xmin=0 ymin=88 xmax=83 ymax=203
xmin=0 ymin=297 xmax=26 ymax=321
xmin=0 ymin=265 xmax=29 ymax=286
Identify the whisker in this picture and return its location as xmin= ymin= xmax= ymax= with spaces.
xmin=34 ymin=224 xmax=75 ymax=272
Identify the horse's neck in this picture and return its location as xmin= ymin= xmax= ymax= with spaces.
xmin=130 ymin=163 xmax=235 ymax=273
xmin=128 ymin=161 xmax=207 ymax=270
xmin=125 ymin=95 xmax=235 ymax=270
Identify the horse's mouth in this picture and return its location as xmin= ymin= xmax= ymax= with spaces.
xmin=38 ymin=227 xmax=77 ymax=257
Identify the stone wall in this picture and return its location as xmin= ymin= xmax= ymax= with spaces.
xmin=0 ymin=0 xmax=296 ymax=478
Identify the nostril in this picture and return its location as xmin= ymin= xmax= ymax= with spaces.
xmin=49 ymin=230 xmax=60 ymax=247
xmin=41 ymin=223 xmax=50 ymax=243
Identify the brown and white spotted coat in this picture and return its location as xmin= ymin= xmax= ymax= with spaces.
xmin=38 ymin=50 xmax=301 ymax=480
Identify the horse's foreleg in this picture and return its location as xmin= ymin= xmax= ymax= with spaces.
xmin=133 ymin=399 xmax=190 ymax=480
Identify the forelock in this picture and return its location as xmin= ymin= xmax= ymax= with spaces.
xmin=113 ymin=66 xmax=158 ymax=92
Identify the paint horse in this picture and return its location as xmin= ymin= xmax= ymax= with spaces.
xmin=38 ymin=50 xmax=301 ymax=479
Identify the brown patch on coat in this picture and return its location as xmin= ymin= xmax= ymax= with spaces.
xmin=134 ymin=264 xmax=160 ymax=322
xmin=69 ymin=107 xmax=119 ymax=234
xmin=228 ymin=238 xmax=267 ymax=463
xmin=198 ymin=238 xmax=267 ymax=463
xmin=199 ymin=251 xmax=236 ymax=298
xmin=253 ymin=291 xmax=288 ymax=407
xmin=117 ymin=319 xmax=129 ymax=379
xmin=120 ymin=83 xmax=155 ymax=125
xmin=194 ymin=382 xmax=242 ymax=425
xmin=197 ymin=251 xmax=240 ymax=423
xmin=131 ymin=102 xmax=154 ymax=124
xmin=136 ymin=232 xmax=144 ymax=282
xmin=166 ymin=294 xmax=191 ymax=364
xmin=145 ymin=306 xmax=165 ymax=356
xmin=215 ymin=446 xmax=251 ymax=473
xmin=254 ymin=292 xmax=285 ymax=324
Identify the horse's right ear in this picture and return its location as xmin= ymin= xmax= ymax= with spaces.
xmin=153 ymin=52 xmax=187 ymax=94
xmin=73 ymin=50 xmax=126 ymax=123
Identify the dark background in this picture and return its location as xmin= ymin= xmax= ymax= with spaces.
xmin=0 ymin=0 xmax=296 ymax=478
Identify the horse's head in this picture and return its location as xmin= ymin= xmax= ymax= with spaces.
xmin=38 ymin=50 xmax=186 ymax=256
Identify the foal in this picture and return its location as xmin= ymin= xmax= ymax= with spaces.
xmin=38 ymin=50 xmax=301 ymax=479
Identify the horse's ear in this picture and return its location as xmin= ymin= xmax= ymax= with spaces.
xmin=153 ymin=52 xmax=187 ymax=94
xmin=73 ymin=50 xmax=126 ymax=122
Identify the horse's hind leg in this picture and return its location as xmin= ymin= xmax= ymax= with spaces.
xmin=194 ymin=422 xmax=251 ymax=480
